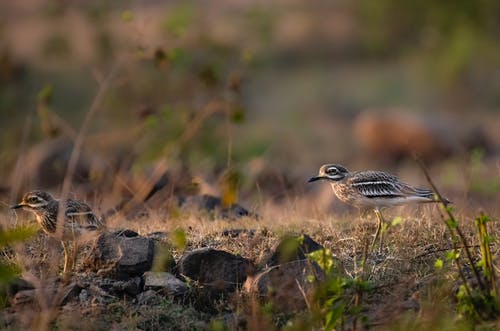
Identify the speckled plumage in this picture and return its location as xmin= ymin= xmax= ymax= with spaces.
xmin=12 ymin=190 xmax=104 ymax=273
xmin=309 ymin=164 xmax=446 ymax=249
xmin=309 ymin=164 xmax=439 ymax=210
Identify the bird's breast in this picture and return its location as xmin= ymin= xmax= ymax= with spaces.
xmin=330 ymin=183 xmax=358 ymax=205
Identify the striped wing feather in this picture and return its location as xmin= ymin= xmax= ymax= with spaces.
xmin=65 ymin=199 xmax=102 ymax=230
xmin=349 ymin=171 xmax=406 ymax=198
xmin=349 ymin=170 xmax=435 ymax=201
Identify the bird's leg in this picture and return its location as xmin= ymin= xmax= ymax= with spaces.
xmin=62 ymin=241 xmax=69 ymax=274
xmin=71 ymin=241 xmax=78 ymax=272
xmin=61 ymin=241 xmax=78 ymax=276
xmin=371 ymin=209 xmax=386 ymax=250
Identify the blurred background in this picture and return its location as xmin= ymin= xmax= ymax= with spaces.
xmin=1 ymin=0 xmax=499 ymax=215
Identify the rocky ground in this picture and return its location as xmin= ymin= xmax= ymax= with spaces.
xmin=2 ymin=190 xmax=499 ymax=330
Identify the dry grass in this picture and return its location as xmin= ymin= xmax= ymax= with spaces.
xmin=2 ymin=176 xmax=499 ymax=330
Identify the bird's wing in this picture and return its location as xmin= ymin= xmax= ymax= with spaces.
xmin=349 ymin=171 xmax=405 ymax=198
xmin=65 ymin=199 xmax=102 ymax=230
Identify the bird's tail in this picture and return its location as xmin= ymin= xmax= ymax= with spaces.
xmin=415 ymin=187 xmax=451 ymax=205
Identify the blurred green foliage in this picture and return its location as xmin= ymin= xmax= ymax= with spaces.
xmin=0 ymin=0 xmax=499 ymax=186
xmin=360 ymin=0 xmax=500 ymax=86
xmin=307 ymin=248 xmax=371 ymax=330
xmin=0 ymin=225 xmax=37 ymax=308
xmin=162 ymin=3 xmax=196 ymax=38
xmin=169 ymin=228 xmax=187 ymax=251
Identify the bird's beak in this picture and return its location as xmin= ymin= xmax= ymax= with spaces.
xmin=308 ymin=176 xmax=323 ymax=183
xmin=10 ymin=203 xmax=24 ymax=209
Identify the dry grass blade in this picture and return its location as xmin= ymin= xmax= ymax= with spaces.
xmin=26 ymin=63 xmax=122 ymax=331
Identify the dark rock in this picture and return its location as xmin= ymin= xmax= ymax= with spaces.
xmin=119 ymin=277 xmax=143 ymax=297
xmin=176 ymin=247 xmax=255 ymax=293
xmin=12 ymin=138 xmax=93 ymax=191
xmin=108 ymin=166 xmax=197 ymax=220
xmin=143 ymin=272 xmax=187 ymax=296
xmin=84 ymin=231 xmax=154 ymax=279
xmin=5 ymin=278 xmax=34 ymax=298
xmin=137 ymin=289 xmax=162 ymax=305
xmin=244 ymin=259 xmax=325 ymax=312
xmin=60 ymin=282 xmax=82 ymax=305
xmin=252 ymin=166 xmax=301 ymax=202
xmin=72 ymin=272 xmax=141 ymax=300
xmin=146 ymin=231 xmax=169 ymax=242
xmin=179 ymin=194 xmax=254 ymax=219
xmin=10 ymin=282 xmax=81 ymax=307
xmin=114 ymin=229 xmax=139 ymax=238
xmin=266 ymin=234 xmax=323 ymax=267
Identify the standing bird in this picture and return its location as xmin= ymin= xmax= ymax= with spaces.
xmin=11 ymin=190 xmax=104 ymax=273
xmin=308 ymin=164 xmax=448 ymax=248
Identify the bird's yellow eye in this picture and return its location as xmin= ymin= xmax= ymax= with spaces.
xmin=326 ymin=167 xmax=337 ymax=174
xmin=27 ymin=196 xmax=39 ymax=204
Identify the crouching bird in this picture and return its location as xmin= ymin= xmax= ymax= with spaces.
xmin=11 ymin=190 xmax=105 ymax=274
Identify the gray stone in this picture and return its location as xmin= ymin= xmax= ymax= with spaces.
xmin=176 ymin=247 xmax=255 ymax=293
xmin=143 ymin=271 xmax=187 ymax=296
xmin=244 ymin=259 xmax=325 ymax=312
xmin=78 ymin=289 xmax=89 ymax=303
xmin=179 ymin=194 xmax=254 ymax=219
xmin=84 ymin=230 xmax=154 ymax=279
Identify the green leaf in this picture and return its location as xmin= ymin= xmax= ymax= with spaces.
xmin=241 ymin=48 xmax=254 ymax=64
xmin=0 ymin=226 xmax=37 ymax=247
xmin=162 ymin=4 xmax=195 ymax=37
xmin=0 ymin=263 xmax=20 ymax=283
xmin=391 ymin=216 xmax=403 ymax=227
xmin=145 ymin=114 xmax=158 ymax=129
xmin=121 ymin=10 xmax=134 ymax=22
xmin=167 ymin=47 xmax=185 ymax=65
xmin=445 ymin=206 xmax=456 ymax=214
xmin=324 ymin=302 xmax=346 ymax=330
xmin=445 ymin=250 xmax=460 ymax=261
xmin=230 ymin=107 xmax=246 ymax=123
xmin=37 ymin=84 xmax=53 ymax=103
xmin=169 ymin=228 xmax=187 ymax=250
xmin=434 ymin=258 xmax=444 ymax=269
xmin=307 ymin=248 xmax=334 ymax=273
xmin=445 ymin=218 xmax=458 ymax=229
xmin=209 ymin=320 xmax=226 ymax=331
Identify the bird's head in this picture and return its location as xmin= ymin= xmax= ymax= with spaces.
xmin=308 ymin=164 xmax=349 ymax=183
xmin=11 ymin=190 xmax=54 ymax=213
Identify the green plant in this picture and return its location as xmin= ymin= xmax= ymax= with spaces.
xmin=420 ymin=162 xmax=499 ymax=322
xmin=307 ymin=247 xmax=372 ymax=330
xmin=0 ymin=225 xmax=37 ymax=307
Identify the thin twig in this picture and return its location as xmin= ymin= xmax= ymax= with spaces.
xmin=37 ymin=63 xmax=121 ymax=331
xmin=60 ymin=63 xmax=120 ymax=201
xmin=417 ymin=158 xmax=486 ymax=293
xmin=411 ymin=244 xmax=487 ymax=261
xmin=55 ymin=63 xmax=120 ymax=238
